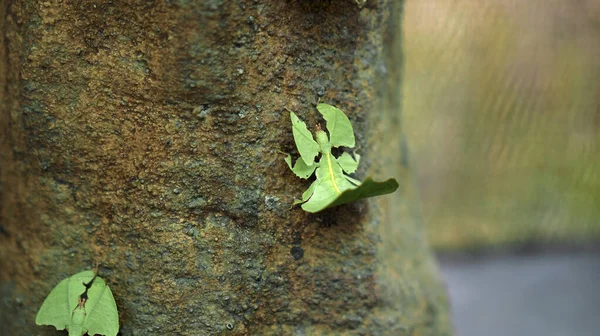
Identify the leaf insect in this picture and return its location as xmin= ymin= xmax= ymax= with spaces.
xmin=35 ymin=270 xmax=119 ymax=336
xmin=284 ymin=103 xmax=399 ymax=213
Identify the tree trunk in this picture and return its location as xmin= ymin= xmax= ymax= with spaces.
xmin=0 ymin=1 xmax=451 ymax=335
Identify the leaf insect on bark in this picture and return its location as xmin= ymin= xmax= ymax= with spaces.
xmin=284 ymin=103 xmax=399 ymax=213
xmin=35 ymin=270 xmax=119 ymax=336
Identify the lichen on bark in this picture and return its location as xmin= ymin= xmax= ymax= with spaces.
xmin=0 ymin=0 xmax=451 ymax=335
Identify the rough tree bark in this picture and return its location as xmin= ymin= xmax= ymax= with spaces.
xmin=0 ymin=0 xmax=451 ymax=335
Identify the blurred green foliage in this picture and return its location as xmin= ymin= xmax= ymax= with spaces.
xmin=402 ymin=0 xmax=600 ymax=249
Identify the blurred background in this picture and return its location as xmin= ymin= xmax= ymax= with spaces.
xmin=401 ymin=0 xmax=600 ymax=335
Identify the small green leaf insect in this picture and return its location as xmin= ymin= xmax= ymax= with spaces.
xmin=354 ymin=0 xmax=367 ymax=8
xmin=284 ymin=103 xmax=399 ymax=213
xmin=35 ymin=270 xmax=119 ymax=336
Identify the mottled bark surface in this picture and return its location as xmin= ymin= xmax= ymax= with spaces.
xmin=0 ymin=1 xmax=451 ymax=335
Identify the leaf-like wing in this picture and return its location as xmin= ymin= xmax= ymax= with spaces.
xmin=83 ymin=276 xmax=119 ymax=336
xmin=301 ymin=154 xmax=355 ymax=213
xmin=293 ymin=179 xmax=318 ymax=205
xmin=285 ymin=154 xmax=317 ymax=179
xmin=327 ymin=177 xmax=399 ymax=210
xmin=337 ymin=152 xmax=359 ymax=174
xmin=302 ymin=177 xmax=399 ymax=213
xmin=289 ymin=111 xmax=320 ymax=166
xmin=317 ymin=103 xmax=355 ymax=148
xmin=35 ymin=277 xmax=70 ymax=330
xmin=301 ymin=178 xmax=341 ymax=213
xmin=36 ymin=270 xmax=96 ymax=331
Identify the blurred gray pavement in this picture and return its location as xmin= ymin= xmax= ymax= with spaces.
xmin=439 ymin=251 xmax=600 ymax=336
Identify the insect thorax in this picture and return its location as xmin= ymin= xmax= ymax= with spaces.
xmin=315 ymin=130 xmax=331 ymax=154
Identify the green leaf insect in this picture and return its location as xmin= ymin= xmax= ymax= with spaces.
xmin=354 ymin=0 xmax=367 ymax=8
xmin=35 ymin=270 xmax=119 ymax=336
xmin=285 ymin=103 xmax=399 ymax=213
